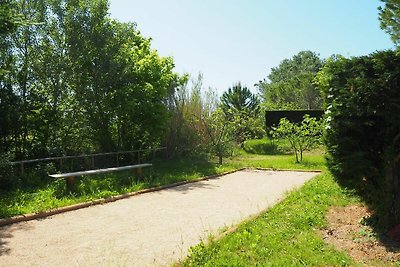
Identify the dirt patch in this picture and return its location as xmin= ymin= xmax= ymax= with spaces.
xmin=320 ymin=205 xmax=400 ymax=266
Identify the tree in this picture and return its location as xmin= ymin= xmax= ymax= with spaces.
xmin=0 ymin=0 xmax=180 ymax=160
xmin=258 ymin=51 xmax=323 ymax=110
xmin=201 ymin=108 xmax=235 ymax=165
xmin=379 ymin=0 xmax=400 ymax=45
xmin=270 ymin=115 xmax=322 ymax=163
xmin=164 ymin=73 xmax=213 ymax=157
xmin=221 ymin=83 xmax=259 ymax=115
xmin=0 ymin=0 xmax=26 ymax=34
xmin=220 ymin=83 xmax=262 ymax=144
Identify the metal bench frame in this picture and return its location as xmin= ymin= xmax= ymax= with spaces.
xmin=49 ymin=163 xmax=152 ymax=191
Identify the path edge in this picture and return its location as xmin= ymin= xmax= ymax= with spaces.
xmin=0 ymin=168 xmax=321 ymax=227
xmin=0 ymin=168 xmax=246 ymax=227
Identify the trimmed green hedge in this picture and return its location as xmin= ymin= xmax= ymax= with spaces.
xmin=317 ymin=50 xmax=400 ymax=226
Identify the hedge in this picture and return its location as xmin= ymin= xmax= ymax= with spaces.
xmin=317 ymin=50 xmax=400 ymax=226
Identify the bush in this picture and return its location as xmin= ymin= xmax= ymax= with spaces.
xmin=317 ymin=50 xmax=400 ymax=226
xmin=0 ymin=153 xmax=14 ymax=190
xmin=243 ymin=138 xmax=279 ymax=155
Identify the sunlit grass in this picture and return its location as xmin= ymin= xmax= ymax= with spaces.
xmin=0 ymin=149 xmax=325 ymax=219
xmin=179 ymin=172 xmax=360 ymax=267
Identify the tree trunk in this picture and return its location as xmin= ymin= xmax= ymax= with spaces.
xmin=387 ymin=155 xmax=400 ymax=225
xmin=218 ymin=153 xmax=223 ymax=165
xmin=295 ymin=150 xmax=299 ymax=163
xmin=392 ymin=159 xmax=400 ymax=224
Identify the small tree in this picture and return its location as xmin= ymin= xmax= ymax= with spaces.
xmin=220 ymin=83 xmax=261 ymax=144
xmin=201 ymin=108 xmax=235 ymax=165
xmin=271 ymin=115 xmax=323 ymax=163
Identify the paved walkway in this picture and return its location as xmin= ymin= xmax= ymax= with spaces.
xmin=0 ymin=169 xmax=318 ymax=267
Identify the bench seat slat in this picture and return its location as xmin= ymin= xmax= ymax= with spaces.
xmin=49 ymin=163 xmax=152 ymax=179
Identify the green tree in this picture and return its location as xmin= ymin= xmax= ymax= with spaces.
xmin=258 ymin=51 xmax=323 ymax=110
xmin=0 ymin=0 xmax=180 ymax=161
xmin=379 ymin=0 xmax=400 ymax=45
xmin=62 ymin=0 xmax=177 ymax=151
xmin=221 ymin=83 xmax=259 ymax=114
xmin=271 ymin=115 xmax=322 ymax=163
xmin=201 ymin=108 xmax=235 ymax=165
xmin=220 ymin=83 xmax=262 ymax=144
xmin=0 ymin=0 xmax=25 ymax=34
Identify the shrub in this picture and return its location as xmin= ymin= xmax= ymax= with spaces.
xmin=243 ymin=138 xmax=279 ymax=155
xmin=0 ymin=153 xmax=14 ymax=190
xmin=316 ymin=50 xmax=400 ymax=226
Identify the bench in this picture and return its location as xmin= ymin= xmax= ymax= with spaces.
xmin=49 ymin=163 xmax=152 ymax=191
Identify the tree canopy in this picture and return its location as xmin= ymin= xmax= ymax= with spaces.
xmin=220 ymin=83 xmax=263 ymax=144
xmin=0 ymin=0 xmax=25 ymax=34
xmin=379 ymin=0 xmax=400 ymax=45
xmin=220 ymin=83 xmax=259 ymax=115
xmin=0 ymin=0 xmax=180 ymax=160
xmin=258 ymin=51 xmax=323 ymax=110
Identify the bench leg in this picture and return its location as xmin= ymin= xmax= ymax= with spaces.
xmin=135 ymin=167 xmax=143 ymax=179
xmin=66 ymin=176 xmax=76 ymax=191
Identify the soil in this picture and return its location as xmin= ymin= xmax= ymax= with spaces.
xmin=321 ymin=205 xmax=400 ymax=266
xmin=0 ymin=169 xmax=317 ymax=267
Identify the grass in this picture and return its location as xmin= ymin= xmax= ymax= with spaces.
xmin=0 ymin=157 xmax=231 ymax=218
xmin=0 ymin=145 xmax=372 ymax=265
xmin=243 ymin=138 xmax=291 ymax=155
xmin=179 ymin=172 xmax=361 ymax=267
xmin=0 ymin=149 xmax=325 ymax=219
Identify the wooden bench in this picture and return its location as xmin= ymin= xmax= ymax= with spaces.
xmin=49 ymin=163 xmax=152 ymax=191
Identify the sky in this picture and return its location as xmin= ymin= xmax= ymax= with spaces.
xmin=109 ymin=0 xmax=395 ymax=96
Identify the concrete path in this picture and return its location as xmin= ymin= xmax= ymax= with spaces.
xmin=0 ymin=169 xmax=318 ymax=267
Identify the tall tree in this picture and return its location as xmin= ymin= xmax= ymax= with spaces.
xmin=379 ymin=0 xmax=400 ymax=46
xmin=0 ymin=0 xmax=26 ymax=34
xmin=220 ymin=83 xmax=263 ymax=144
xmin=221 ymin=83 xmax=259 ymax=115
xmin=258 ymin=51 xmax=323 ymax=110
xmin=0 ymin=0 xmax=180 ymax=160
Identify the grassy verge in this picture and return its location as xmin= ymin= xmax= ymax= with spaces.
xmin=179 ymin=172 xmax=360 ymax=267
xmin=0 ymin=151 xmax=325 ymax=219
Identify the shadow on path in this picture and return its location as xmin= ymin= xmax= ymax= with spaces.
xmin=0 ymin=223 xmax=33 ymax=256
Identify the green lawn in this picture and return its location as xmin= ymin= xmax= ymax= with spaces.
xmin=0 ymin=151 xmax=324 ymax=219
xmin=179 ymin=172 xmax=360 ymax=266
xmin=0 ymin=149 xmax=373 ymax=265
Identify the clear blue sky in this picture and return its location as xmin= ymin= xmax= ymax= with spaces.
xmin=109 ymin=0 xmax=394 ymax=95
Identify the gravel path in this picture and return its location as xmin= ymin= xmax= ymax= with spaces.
xmin=0 ymin=169 xmax=318 ymax=267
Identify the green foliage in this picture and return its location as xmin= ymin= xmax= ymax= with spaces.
xmin=0 ymin=153 xmax=14 ymax=189
xmin=0 ymin=0 xmax=26 ymax=34
xmin=0 ymin=151 xmax=326 ymax=219
xmin=243 ymin=138 xmax=279 ymax=155
xmin=221 ymin=82 xmax=259 ymax=115
xmin=379 ymin=0 xmax=400 ymax=45
xmin=242 ymin=138 xmax=294 ymax=155
xmin=164 ymin=73 xmax=214 ymax=157
xmin=258 ymin=51 xmax=323 ymax=110
xmin=316 ymin=50 xmax=400 ymax=225
xmin=201 ymin=108 xmax=236 ymax=164
xmin=270 ymin=115 xmax=323 ymax=163
xmin=181 ymin=172 xmax=358 ymax=266
xmin=0 ymin=0 xmax=179 ymax=160
xmin=220 ymin=83 xmax=263 ymax=144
